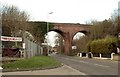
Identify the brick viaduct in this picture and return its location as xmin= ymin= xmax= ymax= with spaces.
xmin=50 ymin=23 xmax=92 ymax=55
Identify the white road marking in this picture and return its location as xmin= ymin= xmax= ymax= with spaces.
xmin=64 ymin=57 xmax=110 ymax=68
xmin=79 ymin=61 xmax=89 ymax=64
xmin=63 ymin=64 xmax=86 ymax=75
xmin=93 ymin=64 xmax=110 ymax=68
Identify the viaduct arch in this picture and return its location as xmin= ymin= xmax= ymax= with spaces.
xmin=50 ymin=23 xmax=92 ymax=55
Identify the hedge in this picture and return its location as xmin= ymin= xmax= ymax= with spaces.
xmin=87 ymin=37 xmax=118 ymax=54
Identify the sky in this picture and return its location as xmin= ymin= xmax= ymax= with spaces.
xmin=0 ymin=0 xmax=119 ymax=24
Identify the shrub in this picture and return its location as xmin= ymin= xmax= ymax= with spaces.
xmin=87 ymin=37 xmax=118 ymax=54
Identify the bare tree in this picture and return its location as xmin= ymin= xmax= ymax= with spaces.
xmin=73 ymin=36 xmax=90 ymax=53
xmin=2 ymin=5 xmax=29 ymax=37
xmin=54 ymin=33 xmax=64 ymax=53
xmin=1 ymin=5 xmax=30 ymax=47
xmin=111 ymin=9 xmax=120 ymax=35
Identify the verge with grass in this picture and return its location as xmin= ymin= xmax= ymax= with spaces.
xmin=2 ymin=56 xmax=61 ymax=72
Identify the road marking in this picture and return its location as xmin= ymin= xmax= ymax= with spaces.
xmin=79 ymin=61 xmax=89 ymax=64
xmin=93 ymin=64 xmax=110 ymax=68
xmin=63 ymin=64 xmax=86 ymax=75
xmin=64 ymin=57 xmax=89 ymax=64
xmin=64 ymin=57 xmax=110 ymax=68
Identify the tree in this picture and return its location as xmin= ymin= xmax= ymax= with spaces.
xmin=89 ymin=19 xmax=117 ymax=40
xmin=54 ymin=33 xmax=64 ymax=53
xmin=111 ymin=9 xmax=120 ymax=35
xmin=73 ymin=36 xmax=90 ymax=53
xmin=1 ymin=5 xmax=30 ymax=47
xmin=2 ymin=5 xmax=29 ymax=37
xmin=89 ymin=9 xmax=120 ymax=40
xmin=27 ymin=22 xmax=54 ymax=44
xmin=87 ymin=36 xmax=118 ymax=54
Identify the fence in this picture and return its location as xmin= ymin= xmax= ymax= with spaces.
xmin=24 ymin=38 xmax=43 ymax=58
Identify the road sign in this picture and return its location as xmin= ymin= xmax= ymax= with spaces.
xmin=41 ymin=43 xmax=47 ymax=45
xmin=72 ymin=46 xmax=77 ymax=49
xmin=1 ymin=36 xmax=22 ymax=42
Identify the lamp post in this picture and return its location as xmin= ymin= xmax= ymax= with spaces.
xmin=47 ymin=12 xmax=53 ymax=32
xmin=47 ymin=12 xmax=53 ymax=55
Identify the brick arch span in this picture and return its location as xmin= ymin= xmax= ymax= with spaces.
xmin=49 ymin=29 xmax=65 ymax=39
xmin=50 ymin=23 xmax=92 ymax=55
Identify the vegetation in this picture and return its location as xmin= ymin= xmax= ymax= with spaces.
xmin=73 ymin=9 xmax=120 ymax=54
xmin=90 ymin=19 xmax=118 ymax=40
xmin=1 ymin=5 xmax=30 ymax=48
xmin=86 ymin=10 xmax=120 ymax=54
xmin=54 ymin=33 xmax=64 ymax=53
xmin=2 ymin=5 xmax=29 ymax=37
xmin=28 ymin=22 xmax=54 ymax=43
xmin=87 ymin=36 xmax=118 ymax=54
xmin=73 ymin=36 xmax=89 ymax=53
xmin=1 ymin=5 xmax=54 ymax=46
xmin=2 ymin=56 xmax=61 ymax=71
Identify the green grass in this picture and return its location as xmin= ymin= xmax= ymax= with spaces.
xmin=2 ymin=56 xmax=61 ymax=70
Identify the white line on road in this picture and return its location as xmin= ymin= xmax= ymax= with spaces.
xmin=79 ymin=61 xmax=89 ymax=64
xmin=63 ymin=64 xmax=86 ymax=75
xmin=64 ymin=57 xmax=110 ymax=68
xmin=93 ymin=64 xmax=110 ymax=68
xmin=64 ymin=58 xmax=90 ymax=64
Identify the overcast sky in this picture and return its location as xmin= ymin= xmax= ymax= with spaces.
xmin=0 ymin=0 xmax=119 ymax=24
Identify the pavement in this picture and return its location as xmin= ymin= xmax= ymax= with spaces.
xmin=2 ymin=64 xmax=86 ymax=75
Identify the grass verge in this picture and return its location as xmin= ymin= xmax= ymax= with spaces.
xmin=2 ymin=56 xmax=61 ymax=72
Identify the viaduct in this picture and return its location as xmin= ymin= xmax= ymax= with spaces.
xmin=50 ymin=23 xmax=92 ymax=55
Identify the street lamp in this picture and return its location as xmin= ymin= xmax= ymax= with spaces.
xmin=47 ymin=12 xmax=53 ymax=32
xmin=47 ymin=12 xmax=53 ymax=55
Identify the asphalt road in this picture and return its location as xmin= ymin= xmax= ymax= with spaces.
xmin=51 ymin=54 xmax=119 ymax=75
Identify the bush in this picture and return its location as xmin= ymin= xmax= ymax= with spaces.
xmin=87 ymin=37 xmax=118 ymax=54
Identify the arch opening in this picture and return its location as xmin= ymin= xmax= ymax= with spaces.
xmin=44 ymin=30 xmax=65 ymax=54
xmin=72 ymin=32 xmax=88 ymax=55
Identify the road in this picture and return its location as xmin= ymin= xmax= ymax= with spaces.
xmin=51 ymin=54 xmax=119 ymax=75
